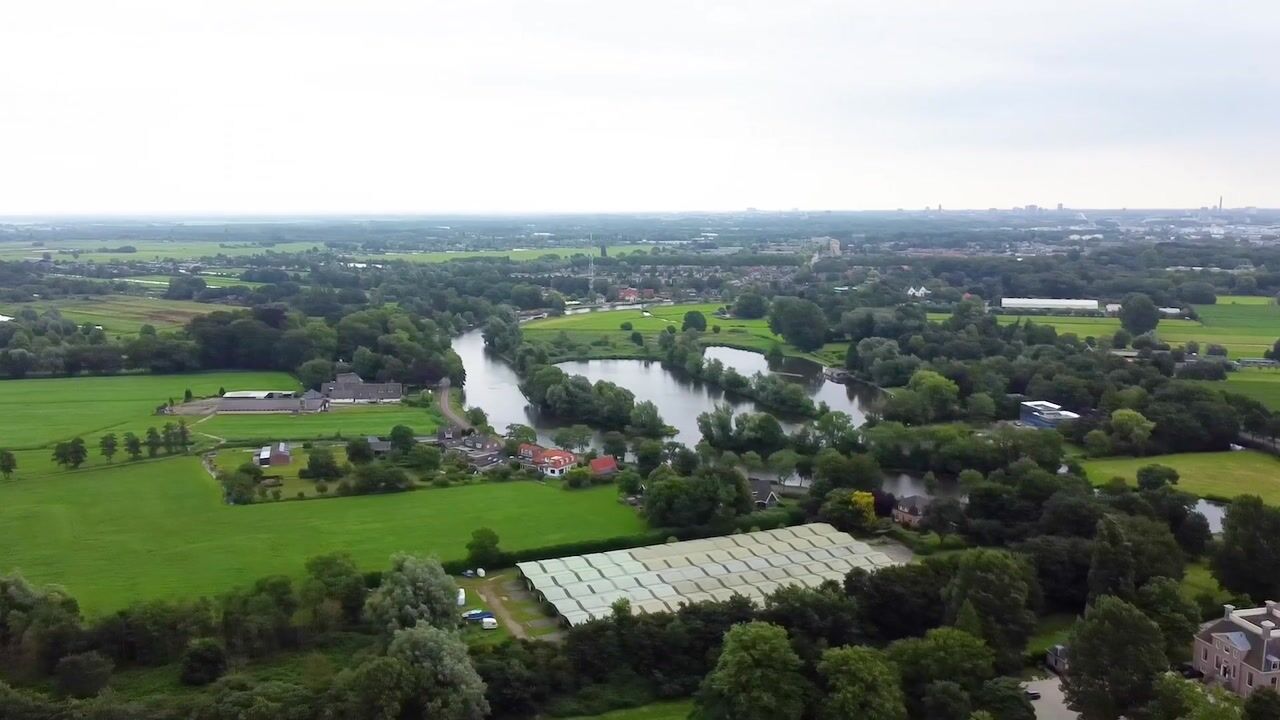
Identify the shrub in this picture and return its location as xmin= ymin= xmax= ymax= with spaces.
xmin=55 ymin=651 xmax=114 ymax=698
xmin=620 ymin=321 xmax=633 ymax=331
xmin=180 ymin=638 xmax=227 ymax=686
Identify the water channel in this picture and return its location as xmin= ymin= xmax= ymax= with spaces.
xmin=451 ymin=329 xmax=1225 ymax=531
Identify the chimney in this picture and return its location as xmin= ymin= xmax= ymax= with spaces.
xmin=1267 ymin=600 xmax=1278 ymax=619
xmin=1224 ymin=604 xmax=1237 ymax=619
xmin=1263 ymin=620 xmax=1275 ymax=641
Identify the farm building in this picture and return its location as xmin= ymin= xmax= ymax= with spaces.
xmin=1001 ymin=297 xmax=1099 ymax=311
xmin=322 ymin=373 xmax=403 ymax=404
xmin=749 ymin=478 xmax=780 ymax=508
xmin=1019 ymin=400 xmax=1081 ymax=429
xmin=517 ymin=523 xmax=898 ymax=627
xmin=257 ymin=443 xmax=291 ymax=466
xmin=589 ymin=456 xmax=619 ymax=477
xmin=892 ymin=495 xmax=932 ymax=527
xmin=218 ymin=389 xmax=327 ymax=414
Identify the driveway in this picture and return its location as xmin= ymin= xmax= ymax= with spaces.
xmin=1025 ymin=677 xmax=1075 ymax=720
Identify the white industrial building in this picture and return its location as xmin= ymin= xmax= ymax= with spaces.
xmin=516 ymin=524 xmax=898 ymax=627
xmin=1001 ymin=298 xmax=1099 ymax=311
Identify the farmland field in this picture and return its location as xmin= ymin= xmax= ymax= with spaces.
xmin=122 ymin=274 xmax=267 ymax=289
xmin=524 ymin=302 xmax=847 ymax=365
xmin=359 ymin=245 xmax=648 ymax=264
xmin=1081 ymin=450 xmax=1280 ymax=504
xmin=927 ymin=298 xmax=1280 ymax=357
xmin=0 ymin=371 xmax=297 ymax=448
xmin=198 ymin=403 xmax=443 ymax=442
xmin=1218 ymin=368 xmax=1280 ymax=410
xmin=1 ymin=295 xmax=240 ymax=335
xmin=212 ymin=445 xmax=352 ymax=498
xmin=0 ymin=239 xmax=323 ymax=263
xmin=0 ymin=456 xmax=645 ymax=613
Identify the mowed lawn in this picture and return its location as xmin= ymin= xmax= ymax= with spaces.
xmin=198 ymin=403 xmax=444 ymax=442
xmin=0 ymin=456 xmax=645 ymax=614
xmin=566 ymin=701 xmax=695 ymax=720
xmin=525 ymin=303 xmax=847 ymax=364
xmin=1081 ymin=450 xmax=1280 ymax=504
xmin=1 ymin=295 xmax=240 ymax=335
xmin=122 ymin=274 xmax=267 ymax=289
xmin=0 ymin=371 xmax=298 ymax=448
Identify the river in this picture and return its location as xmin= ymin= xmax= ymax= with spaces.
xmin=450 ymin=329 xmax=1227 ymax=530
xmin=451 ymin=329 xmax=880 ymax=447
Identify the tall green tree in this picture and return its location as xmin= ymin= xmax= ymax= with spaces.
xmin=465 ymin=528 xmax=503 ymax=569
xmin=943 ymin=550 xmax=1039 ymax=671
xmin=1119 ymin=293 xmax=1160 ymax=336
xmin=1088 ymin=516 xmax=1137 ymax=602
xmin=1212 ymin=496 xmax=1280 ymax=601
xmin=123 ymin=432 xmax=142 ymax=460
xmin=693 ymin=621 xmax=810 ymax=720
xmin=0 ymin=450 xmax=15 ymax=479
xmin=363 ymin=553 xmax=458 ymax=636
xmin=388 ymin=424 xmax=416 ymax=455
xmin=1063 ymin=596 xmax=1168 ymax=720
xmin=816 ymin=645 xmax=907 ymax=720
xmin=682 ymin=310 xmax=708 ymax=332
xmin=145 ymin=427 xmax=162 ymax=458
xmin=1245 ymin=687 xmax=1280 ymax=720
xmin=1134 ymin=577 xmax=1200 ymax=663
xmin=98 ymin=433 xmax=118 ymax=463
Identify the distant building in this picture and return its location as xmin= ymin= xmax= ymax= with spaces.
xmin=449 ymin=434 xmax=504 ymax=470
xmin=617 ymin=287 xmax=640 ymax=302
xmin=257 ymin=443 xmax=291 ymax=467
xmin=1001 ymin=298 xmax=1099 ymax=311
xmin=906 ymin=286 xmax=932 ymax=299
xmin=892 ymin=495 xmax=932 ymax=527
xmin=322 ymin=373 xmax=402 ymax=404
xmin=366 ymin=436 xmax=393 ymax=457
xmin=1020 ymin=400 xmax=1081 ymax=429
xmin=1194 ymin=602 xmax=1280 ymax=698
xmin=1159 ymin=307 xmax=1185 ymax=317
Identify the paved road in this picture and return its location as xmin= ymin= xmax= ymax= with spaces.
xmin=1025 ymin=678 xmax=1075 ymax=720
xmin=436 ymin=384 xmax=473 ymax=430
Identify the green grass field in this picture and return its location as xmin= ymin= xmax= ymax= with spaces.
xmin=566 ymin=700 xmax=695 ymax=720
xmin=928 ymin=299 xmax=1280 ymax=358
xmin=1 ymin=295 xmax=240 ymax=335
xmin=524 ymin=303 xmax=847 ymax=365
xmin=0 ymin=239 xmax=323 ymax=263
xmin=359 ymin=245 xmax=648 ymax=264
xmin=0 ymin=456 xmax=645 ymax=614
xmin=212 ymin=445 xmax=353 ymax=498
xmin=0 ymin=371 xmax=297 ymax=449
xmin=122 ymin=274 xmax=267 ymax=289
xmin=1203 ymin=368 xmax=1280 ymax=410
xmin=1081 ymin=450 xmax=1280 ymax=504
xmin=198 ymin=403 xmax=444 ymax=442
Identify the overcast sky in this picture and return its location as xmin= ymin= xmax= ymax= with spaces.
xmin=1 ymin=1 xmax=1277 ymax=214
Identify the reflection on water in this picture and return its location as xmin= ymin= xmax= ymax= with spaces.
xmin=452 ymin=330 xmax=879 ymax=448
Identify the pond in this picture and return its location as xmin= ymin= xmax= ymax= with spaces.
xmin=452 ymin=330 xmax=880 ymax=447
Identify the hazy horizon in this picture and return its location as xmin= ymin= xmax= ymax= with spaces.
xmin=2 ymin=1 xmax=1277 ymax=215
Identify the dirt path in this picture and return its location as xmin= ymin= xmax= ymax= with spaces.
xmin=475 ymin=578 xmax=528 ymax=639
xmin=436 ymin=383 xmax=473 ymax=430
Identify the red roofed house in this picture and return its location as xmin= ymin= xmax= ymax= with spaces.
xmin=590 ymin=456 xmax=619 ymax=477
xmin=518 ymin=443 xmax=544 ymax=463
xmin=538 ymin=449 xmax=576 ymax=477
xmin=617 ymin=287 xmax=640 ymax=302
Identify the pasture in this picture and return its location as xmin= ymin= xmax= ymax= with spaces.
xmin=1081 ymin=450 xmax=1280 ymax=504
xmin=928 ymin=299 xmax=1280 ymax=357
xmin=198 ymin=403 xmax=444 ymax=442
xmin=360 ymin=245 xmax=648 ymax=264
xmin=0 ymin=371 xmax=297 ymax=449
xmin=1 ymin=295 xmax=239 ymax=335
xmin=1219 ymin=368 xmax=1280 ymax=410
xmin=524 ymin=303 xmax=847 ymax=364
xmin=0 ymin=239 xmax=322 ymax=263
xmin=0 ymin=456 xmax=645 ymax=614
xmin=122 ymin=274 xmax=267 ymax=289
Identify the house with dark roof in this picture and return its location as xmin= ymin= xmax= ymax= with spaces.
xmin=366 ymin=436 xmax=393 ymax=457
xmin=322 ymin=372 xmax=403 ymax=404
xmin=892 ymin=495 xmax=933 ymax=528
xmin=257 ymin=443 xmax=291 ymax=467
xmin=1194 ymin=602 xmax=1280 ymax=697
xmin=749 ymin=478 xmax=780 ymax=509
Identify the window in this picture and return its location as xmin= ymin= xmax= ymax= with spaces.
xmin=1203 ymin=648 xmax=1209 ymax=661
xmin=1216 ymin=657 xmax=1222 ymax=669
xmin=1248 ymin=672 xmax=1254 ymax=687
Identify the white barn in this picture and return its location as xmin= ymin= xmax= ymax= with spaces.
xmin=1001 ymin=298 xmax=1099 ymax=311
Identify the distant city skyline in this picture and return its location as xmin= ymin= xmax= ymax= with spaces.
xmin=1 ymin=1 xmax=1277 ymax=214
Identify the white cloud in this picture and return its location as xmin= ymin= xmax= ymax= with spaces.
xmin=0 ymin=0 xmax=1276 ymax=213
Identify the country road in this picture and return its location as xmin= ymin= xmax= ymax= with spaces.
xmin=436 ymin=383 xmax=473 ymax=430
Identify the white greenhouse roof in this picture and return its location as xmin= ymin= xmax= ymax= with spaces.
xmin=1000 ymin=297 xmax=1099 ymax=310
xmin=516 ymin=523 xmax=900 ymax=626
